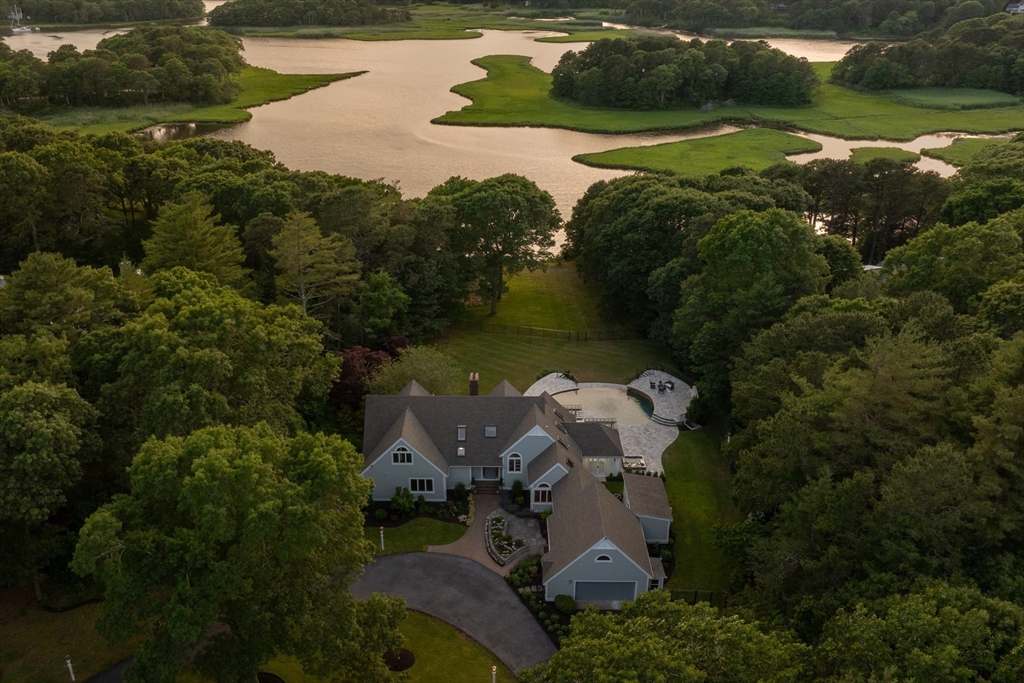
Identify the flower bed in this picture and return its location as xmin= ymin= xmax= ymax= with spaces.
xmin=485 ymin=514 xmax=525 ymax=565
xmin=506 ymin=556 xmax=573 ymax=646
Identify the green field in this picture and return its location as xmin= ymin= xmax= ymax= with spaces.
xmin=0 ymin=597 xmax=142 ymax=683
xmin=848 ymin=146 xmax=921 ymax=164
xmin=461 ymin=262 xmax=618 ymax=330
xmin=435 ymin=57 xmax=1024 ymax=140
xmin=574 ymin=128 xmax=821 ymax=175
xmin=223 ymin=4 xmax=635 ymax=42
xmin=921 ymin=137 xmax=1011 ymax=166
xmin=38 ymin=67 xmax=357 ymax=135
xmin=881 ymin=87 xmax=1022 ymax=110
xmin=365 ymin=517 xmax=468 ymax=556
xmin=662 ymin=428 xmax=742 ymax=592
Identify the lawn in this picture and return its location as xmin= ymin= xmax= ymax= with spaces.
xmin=365 ymin=517 xmax=468 ymax=556
xmin=574 ymin=128 xmax=822 ymax=175
xmin=434 ymin=56 xmax=1024 ymax=141
xmin=0 ymin=593 xmax=142 ymax=683
xmin=881 ymin=87 xmax=1022 ymax=110
xmin=848 ymin=146 xmax=921 ymax=164
xmin=461 ymin=261 xmax=618 ymax=331
xmin=604 ymin=479 xmax=624 ymax=495
xmin=921 ymin=137 xmax=1011 ymax=166
xmin=38 ymin=67 xmax=358 ymax=135
xmin=662 ymin=428 xmax=743 ymax=593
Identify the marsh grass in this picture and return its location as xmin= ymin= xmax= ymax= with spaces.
xmin=881 ymin=87 xmax=1022 ymax=110
xmin=575 ymin=128 xmax=822 ymax=175
xmin=848 ymin=146 xmax=921 ymax=164
xmin=921 ymin=137 xmax=1011 ymax=166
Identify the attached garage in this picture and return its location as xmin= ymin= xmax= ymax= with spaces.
xmin=574 ymin=581 xmax=636 ymax=602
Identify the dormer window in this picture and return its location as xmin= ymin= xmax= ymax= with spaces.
xmin=457 ymin=447 xmax=466 ymax=457
xmin=392 ymin=447 xmax=412 ymax=464
xmin=556 ymin=423 xmax=567 ymax=434
xmin=485 ymin=425 xmax=497 ymax=438
xmin=457 ymin=425 xmax=466 ymax=442
xmin=595 ymin=555 xmax=612 ymax=563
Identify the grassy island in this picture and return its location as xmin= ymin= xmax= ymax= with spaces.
xmin=435 ymin=57 xmax=1024 ymax=141
xmin=921 ymin=137 xmax=1012 ymax=167
xmin=848 ymin=146 xmax=921 ymax=164
xmin=38 ymin=67 xmax=359 ymax=135
xmin=574 ymin=129 xmax=822 ymax=175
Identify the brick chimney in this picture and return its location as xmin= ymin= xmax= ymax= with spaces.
xmin=469 ymin=372 xmax=479 ymax=396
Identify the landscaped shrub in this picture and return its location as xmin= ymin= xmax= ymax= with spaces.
xmin=374 ymin=508 xmax=387 ymax=521
xmin=661 ymin=549 xmax=674 ymax=563
xmin=452 ymin=481 xmax=469 ymax=505
xmin=540 ymin=510 xmax=553 ymax=520
xmin=538 ymin=611 xmax=548 ymax=621
xmin=554 ymin=594 xmax=576 ymax=615
xmin=511 ymin=479 xmax=524 ymax=499
xmin=391 ymin=487 xmax=415 ymax=517
xmin=416 ymin=494 xmax=429 ymax=515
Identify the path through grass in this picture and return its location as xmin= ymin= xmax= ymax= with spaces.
xmin=365 ymin=517 xmax=468 ymax=556
xmin=435 ymin=56 xmax=1024 ymax=140
xmin=575 ymin=128 xmax=822 ymax=175
xmin=662 ymin=428 xmax=742 ymax=592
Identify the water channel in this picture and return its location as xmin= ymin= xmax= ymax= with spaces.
xmin=4 ymin=20 xmax=983 ymax=219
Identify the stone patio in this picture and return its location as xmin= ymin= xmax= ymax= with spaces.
xmin=524 ymin=371 xmax=693 ymax=474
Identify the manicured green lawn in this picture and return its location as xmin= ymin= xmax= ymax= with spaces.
xmin=604 ymin=480 xmax=624 ymax=495
xmin=39 ymin=67 xmax=358 ymax=135
xmin=662 ymin=428 xmax=742 ymax=592
xmin=365 ymin=517 xmax=468 ymax=556
xmin=848 ymin=146 xmax=920 ymax=164
xmin=462 ymin=261 xmax=618 ymax=331
xmin=0 ymin=597 xmax=141 ymax=683
xmin=921 ymin=137 xmax=1011 ymax=166
xmin=436 ymin=333 xmax=680 ymax=394
xmin=881 ymin=87 xmax=1022 ymax=110
xmin=434 ymin=56 xmax=1024 ymax=141
xmin=574 ymin=128 xmax=821 ymax=175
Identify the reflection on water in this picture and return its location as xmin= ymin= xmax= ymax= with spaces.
xmin=555 ymin=387 xmax=652 ymax=426
xmin=4 ymin=27 xmax=130 ymax=59
xmin=136 ymin=122 xmax=235 ymax=142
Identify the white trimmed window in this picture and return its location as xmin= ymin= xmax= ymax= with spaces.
xmin=533 ymin=485 xmax=552 ymax=503
xmin=410 ymin=478 xmax=434 ymax=493
xmin=457 ymin=425 xmax=467 ymax=441
xmin=508 ymin=454 xmax=522 ymax=473
xmin=596 ymin=555 xmax=612 ymax=563
xmin=392 ymin=447 xmax=412 ymax=464
xmin=485 ymin=425 xmax=497 ymax=438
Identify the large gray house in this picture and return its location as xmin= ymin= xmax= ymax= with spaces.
xmin=361 ymin=377 xmax=671 ymax=607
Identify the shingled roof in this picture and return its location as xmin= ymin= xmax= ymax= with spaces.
xmin=623 ymin=472 xmax=673 ymax=520
xmin=488 ymin=380 xmax=522 ymax=397
xmin=544 ymin=466 xmax=653 ymax=580
xmin=364 ymin=407 xmax=447 ymax=473
xmin=563 ymin=422 xmax=623 ymax=459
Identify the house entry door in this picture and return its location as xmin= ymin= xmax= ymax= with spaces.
xmin=481 ymin=467 xmax=500 ymax=480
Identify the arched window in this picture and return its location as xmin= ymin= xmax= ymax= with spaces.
xmin=533 ymin=484 xmax=552 ymax=503
xmin=595 ymin=555 xmax=612 ymax=563
xmin=508 ymin=454 xmax=522 ymax=473
xmin=392 ymin=447 xmax=412 ymax=464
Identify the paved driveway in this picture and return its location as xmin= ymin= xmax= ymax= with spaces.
xmin=350 ymin=552 xmax=556 ymax=673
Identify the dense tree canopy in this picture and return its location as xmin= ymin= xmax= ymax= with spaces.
xmin=552 ymin=36 xmax=819 ymax=109
xmin=833 ymin=14 xmax=1024 ymax=93
xmin=208 ymin=0 xmax=410 ymax=27
xmin=8 ymin=0 xmax=204 ymax=24
xmin=72 ymin=424 xmax=405 ymax=683
xmin=0 ymin=25 xmax=243 ymax=110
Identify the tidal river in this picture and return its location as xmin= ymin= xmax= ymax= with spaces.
xmin=4 ymin=27 xmax=963 ymax=218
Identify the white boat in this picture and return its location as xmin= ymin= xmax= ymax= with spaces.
xmin=9 ymin=5 xmax=32 ymax=33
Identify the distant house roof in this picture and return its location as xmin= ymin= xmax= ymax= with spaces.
xmin=544 ymin=466 xmax=653 ymax=580
xmin=623 ymin=473 xmax=672 ymax=521
xmin=488 ymin=380 xmax=522 ymax=397
xmin=564 ymin=422 xmax=623 ymax=459
xmin=398 ymin=379 xmax=432 ymax=397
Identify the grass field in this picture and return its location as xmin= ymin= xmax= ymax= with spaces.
xmin=921 ymin=137 xmax=1011 ymax=166
xmin=38 ymin=67 xmax=357 ymax=135
xmin=662 ymin=428 xmax=742 ymax=592
xmin=364 ymin=517 xmax=468 ymax=556
xmin=848 ymin=146 xmax=921 ymax=164
xmin=252 ymin=612 xmax=516 ymax=683
xmin=0 ymin=595 xmax=142 ymax=683
xmin=434 ymin=57 xmax=1024 ymax=141
xmin=461 ymin=262 xmax=618 ymax=330
xmin=574 ymin=128 xmax=821 ymax=174
xmin=881 ymin=87 xmax=1022 ymax=110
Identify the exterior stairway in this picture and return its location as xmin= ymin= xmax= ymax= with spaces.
xmin=475 ymin=481 xmax=500 ymax=495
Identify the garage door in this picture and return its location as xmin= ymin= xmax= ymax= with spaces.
xmin=574 ymin=582 xmax=635 ymax=601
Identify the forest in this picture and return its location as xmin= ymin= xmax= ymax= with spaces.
xmin=0 ymin=26 xmax=244 ymax=109
xmin=551 ymin=35 xmax=819 ymax=109
xmin=833 ymin=13 xmax=1024 ymax=94
xmin=0 ymin=0 xmax=203 ymax=24
xmin=622 ymin=0 xmax=1011 ymax=35
xmin=207 ymin=0 xmax=411 ymax=27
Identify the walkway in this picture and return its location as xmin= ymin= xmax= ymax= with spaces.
xmin=525 ymin=371 xmax=693 ymax=473
xmin=428 ymin=493 xmax=506 ymax=575
xmin=350 ymin=553 xmax=557 ymax=673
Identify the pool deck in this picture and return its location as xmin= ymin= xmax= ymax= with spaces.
xmin=524 ymin=371 xmax=693 ymax=473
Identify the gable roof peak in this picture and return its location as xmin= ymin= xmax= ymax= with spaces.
xmin=398 ymin=379 xmax=432 ymax=396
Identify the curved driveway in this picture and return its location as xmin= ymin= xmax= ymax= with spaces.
xmin=350 ymin=552 xmax=556 ymax=672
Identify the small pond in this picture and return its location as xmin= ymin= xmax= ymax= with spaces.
xmin=555 ymin=386 xmax=653 ymax=426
